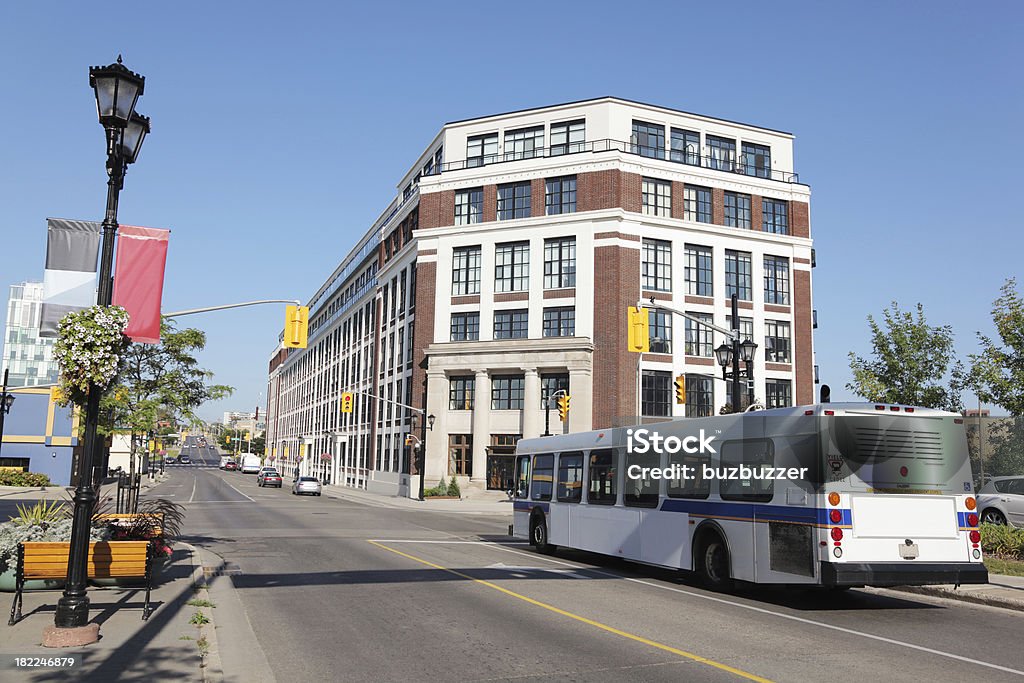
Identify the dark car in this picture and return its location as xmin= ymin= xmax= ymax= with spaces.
xmin=224 ymin=460 xmax=238 ymax=471
xmin=258 ymin=469 xmax=283 ymax=488
xmin=179 ymin=455 xmax=191 ymax=464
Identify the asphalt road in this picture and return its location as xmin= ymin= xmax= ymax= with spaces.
xmin=139 ymin=438 xmax=1024 ymax=683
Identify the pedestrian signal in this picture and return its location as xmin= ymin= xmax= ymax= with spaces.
xmin=557 ymin=394 xmax=571 ymax=422
xmin=284 ymin=305 xmax=309 ymax=349
xmin=341 ymin=392 xmax=354 ymax=413
xmin=627 ymin=307 xmax=649 ymax=353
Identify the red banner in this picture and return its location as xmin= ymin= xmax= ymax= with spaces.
xmin=112 ymin=225 xmax=170 ymax=344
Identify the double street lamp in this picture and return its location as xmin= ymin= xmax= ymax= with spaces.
xmin=410 ymin=412 xmax=435 ymax=500
xmin=715 ymin=337 xmax=759 ymax=412
xmin=0 ymin=369 xmax=16 ymax=459
xmin=54 ymin=57 xmax=150 ymax=632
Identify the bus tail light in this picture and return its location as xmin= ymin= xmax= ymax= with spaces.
xmin=969 ymin=530 xmax=981 ymax=543
xmin=829 ymin=509 xmax=842 ymax=524
xmin=967 ymin=513 xmax=978 ymax=527
xmin=831 ymin=527 xmax=844 ymax=542
xmin=828 ymin=492 xmax=840 ymax=506
xmin=965 ymin=497 xmax=976 ymax=510
xmin=899 ymin=466 xmax=908 ymax=477
xmin=833 ymin=547 xmax=843 ymax=558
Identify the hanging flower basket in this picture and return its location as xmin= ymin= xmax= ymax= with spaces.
xmin=53 ymin=305 xmax=130 ymax=407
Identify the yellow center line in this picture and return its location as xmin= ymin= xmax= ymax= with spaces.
xmin=367 ymin=540 xmax=772 ymax=683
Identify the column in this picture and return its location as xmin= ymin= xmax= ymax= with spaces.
xmin=425 ymin=369 xmax=448 ymax=490
xmin=569 ymin=367 xmax=594 ymax=432
xmin=522 ymin=368 xmax=541 ymax=438
xmin=470 ymin=369 xmax=490 ymax=483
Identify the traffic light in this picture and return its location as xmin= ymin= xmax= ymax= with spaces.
xmin=627 ymin=306 xmax=649 ymax=353
xmin=675 ymin=375 xmax=686 ymax=405
xmin=557 ymin=394 xmax=571 ymax=422
xmin=284 ymin=305 xmax=309 ymax=349
xmin=341 ymin=392 xmax=354 ymax=413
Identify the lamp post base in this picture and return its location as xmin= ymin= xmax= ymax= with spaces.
xmin=54 ymin=594 xmax=91 ymax=629
xmin=42 ymin=623 xmax=100 ymax=648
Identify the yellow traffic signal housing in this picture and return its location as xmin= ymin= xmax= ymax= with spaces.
xmin=284 ymin=305 xmax=309 ymax=349
xmin=627 ymin=306 xmax=649 ymax=353
xmin=675 ymin=375 xmax=686 ymax=405
xmin=557 ymin=394 xmax=571 ymax=422
xmin=340 ymin=392 xmax=354 ymax=413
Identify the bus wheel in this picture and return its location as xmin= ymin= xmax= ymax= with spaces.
xmin=697 ymin=535 xmax=732 ymax=590
xmin=531 ymin=514 xmax=556 ymax=555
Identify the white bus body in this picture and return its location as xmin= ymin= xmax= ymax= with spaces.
xmin=511 ymin=403 xmax=987 ymax=588
xmin=239 ymin=454 xmax=261 ymax=474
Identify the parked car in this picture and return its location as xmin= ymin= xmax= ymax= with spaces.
xmin=977 ymin=476 xmax=1024 ymax=528
xmin=258 ymin=470 xmax=283 ymax=488
xmin=292 ymin=477 xmax=322 ymax=496
xmin=179 ymin=455 xmax=191 ymax=465
xmin=224 ymin=460 xmax=238 ymax=471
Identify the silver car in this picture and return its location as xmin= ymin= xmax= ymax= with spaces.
xmin=292 ymin=476 xmax=322 ymax=496
xmin=977 ymin=476 xmax=1024 ymax=527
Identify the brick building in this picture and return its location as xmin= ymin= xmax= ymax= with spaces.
xmin=264 ymin=97 xmax=816 ymax=498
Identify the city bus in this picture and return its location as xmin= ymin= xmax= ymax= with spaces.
xmin=511 ymin=403 xmax=988 ymax=589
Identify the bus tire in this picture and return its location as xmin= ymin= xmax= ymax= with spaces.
xmin=531 ymin=513 xmax=556 ymax=555
xmin=695 ymin=533 xmax=732 ymax=591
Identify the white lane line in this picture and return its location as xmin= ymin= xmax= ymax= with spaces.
xmin=188 ymin=476 xmax=198 ymax=503
xmin=474 ymin=543 xmax=1024 ymax=678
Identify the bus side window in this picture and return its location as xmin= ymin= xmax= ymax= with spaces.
xmin=624 ymin=447 xmax=659 ymax=508
xmin=531 ymin=454 xmax=554 ymax=501
xmin=667 ymin=453 xmax=710 ymax=499
xmin=556 ymin=452 xmax=584 ymax=503
xmin=514 ymin=455 xmax=530 ymax=498
xmin=587 ymin=449 xmax=617 ymax=505
xmin=720 ymin=439 xmax=775 ymax=502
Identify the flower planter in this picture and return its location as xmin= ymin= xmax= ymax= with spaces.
xmin=424 ymin=496 xmax=461 ymax=500
xmin=0 ymin=567 xmax=64 ymax=592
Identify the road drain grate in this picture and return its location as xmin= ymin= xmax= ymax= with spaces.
xmin=203 ymin=563 xmax=242 ymax=578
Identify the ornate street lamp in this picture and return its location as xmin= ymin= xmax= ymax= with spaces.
xmin=714 ymin=343 xmax=732 ymax=369
xmin=0 ymin=369 xmax=16 ymax=460
xmin=740 ymin=338 xmax=758 ymax=364
xmin=53 ymin=57 xmax=149 ymax=635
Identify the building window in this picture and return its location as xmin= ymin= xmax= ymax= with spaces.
xmin=550 ymin=119 xmax=585 ymax=155
xmin=728 ymin=314 xmax=754 ymax=342
xmin=685 ymin=312 xmax=713 ymax=357
xmin=725 ymin=250 xmax=752 ymax=301
xmin=545 ymin=176 xmax=576 ymax=215
xmin=685 ymin=376 xmax=714 ymax=417
xmin=467 ymin=133 xmax=497 ymax=167
xmin=497 ymin=182 xmax=531 ymax=220
xmin=641 ymin=370 xmax=672 ymax=417
xmin=449 ymin=434 xmax=473 ymax=476
xmin=642 ymin=178 xmax=671 ymax=217
xmin=632 ymin=120 xmax=665 ymax=158
xmin=504 ymin=126 xmax=544 ymax=160
xmin=707 ymin=135 xmax=736 ymax=171
xmin=492 ymin=375 xmax=525 ymax=410
xmin=455 ymin=188 xmax=483 ymax=226
xmin=765 ymin=379 xmax=792 ymax=408
xmin=452 ymin=246 xmax=481 ymax=295
xmin=541 ymin=373 xmax=569 ymax=408
xmin=494 ymin=309 xmax=529 ymax=339
xmin=449 ymin=376 xmax=475 ymax=410
xmin=765 ymin=320 xmax=791 ymax=363
xmin=762 ymin=198 xmax=788 ymax=234
xmin=542 ymin=307 xmax=575 ymax=337
xmin=671 ymin=128 xmax=700 ymax=165
xmin=683 ymin=185 xmax=712 ymax=223
xmin=450 ymin=312 xmax=480 ymax=341
xmin=685 ymin=244 xmax=713 ymax=297
xmin=649 ymin=309 xmax=672 ymax=353
xmin=495 ymin=241 xmax=530 ymax=292
xmin=764 ymin=256 xmax=790 ymax=305
xmin=742 ymin=142 xmax=771 ymax=178
xmin=642 ymin=239 xmax=672 ymax=292
xmin=724 ymin=192 xmax=751 ymax=229
xmin=543 ymin=237 xmax=576 ymax=289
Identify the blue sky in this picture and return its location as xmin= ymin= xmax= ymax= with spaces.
xmin=1 ymin=1 xmax=1021 ymax=422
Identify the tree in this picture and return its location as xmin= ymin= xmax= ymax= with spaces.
xmin=103 ymin=321 xmax=232 ymax=491
xmin=847 ymin=302 xmax=963 ymax=412
xmin=966 ymin=279 xmax=1024 ymax=416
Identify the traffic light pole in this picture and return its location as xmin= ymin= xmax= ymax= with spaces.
xmin=162 ymin=299 xmax=301 ymax=317
xmin=543 ymin=389 xmax=567 ymax=437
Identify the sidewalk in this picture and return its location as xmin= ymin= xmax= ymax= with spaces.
xmin=0 ymin=542 xmax=209 ymax=681
xmin=0 ymin=472 xmax=169 ymax=501
xmin=890 ymin=572 xmax=1024 ymax=612
xmin=324 ymin=482 xmax=515 ymax=516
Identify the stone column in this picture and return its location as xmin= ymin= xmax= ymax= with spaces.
xmin=523 ymin=368 xmax=541 ymax=438
xmin=569 ymin=367 xmax=594 ymax=432
xmin=470 ymin=369 xmax=491 ymax=483
xmin=425 ymin=370 xmax=448 ymax=493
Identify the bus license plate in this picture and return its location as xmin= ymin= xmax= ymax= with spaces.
xmin=899 ymin=543 xmax=919 ymax=559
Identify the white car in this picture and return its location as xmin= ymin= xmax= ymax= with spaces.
xmin=292 ymin=477 xmax=322 ymax=496
xmin=977 ymin=476 xmax=1024 ymax=528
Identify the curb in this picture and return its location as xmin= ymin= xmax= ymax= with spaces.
xmin=889 ymin=584 xmax=1024 ymax=612
xmin=177 ymin=542 xmax=225 ymax=681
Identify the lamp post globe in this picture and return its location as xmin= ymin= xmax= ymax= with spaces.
xmin=88 ymin=57 xmax=144 ymax=128
xmin=740 ymin=338 xmax=759 ymax=363
xmin=714 ymin=343 xmax=732 ymax=368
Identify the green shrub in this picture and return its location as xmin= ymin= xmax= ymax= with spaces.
xmin=424 ymin=481 xmax=450 ymax=497
xmin=0 ymin=471 xmax=52 ymax=487
xmin=980 ymin=523 xmax=1024 ymax=560
xmin=447 ymin=477 xmax=461 ymax=498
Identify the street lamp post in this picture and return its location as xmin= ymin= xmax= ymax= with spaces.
xmin=714 ymin=295 xmax=758 ymax=414
xmin=412 ymin=413 xmax=435 ymax=500
xmin=53 ymin=57 xmax=149 ymax=632
xmin=0 ymin=369 xmax=16 ymax=459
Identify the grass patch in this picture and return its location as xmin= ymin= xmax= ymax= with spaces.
xmin=179 ymin=635 xmax=193 ymax=641
xmin=984 ymin=556 xmax=1024 ymax=577
xmin=189 ymin=611 xmax=211 ymax=626
xmin=197 ymin=635 xmax=210 ymax=665
xmin=187 ymin=599 xmax=216 ymax=608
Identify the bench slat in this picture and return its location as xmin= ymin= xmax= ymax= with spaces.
xmin=20 ymin=541 xmax=151 ymax=581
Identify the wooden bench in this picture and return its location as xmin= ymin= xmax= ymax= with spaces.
xmin=95 ymin=513 xmax=164 ymax=538
xmin=8 ymin=541 xmax=153 ymax=625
